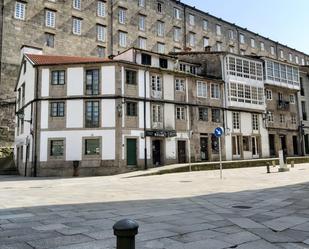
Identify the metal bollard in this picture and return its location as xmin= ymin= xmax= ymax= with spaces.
xmin=113 ymin=219 xmax=139 ymax=249
xmin=266 ymin=162 xmax=270 ymax=174
xmin=291 ymin=160 xmax=295 ymax=168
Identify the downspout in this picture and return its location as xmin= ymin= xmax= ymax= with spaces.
xmin=109 ymin=0 xmax=114 ymax=57
xmin=236 ymin=28 xmax=240 ymax=55
xmin=0 ymin=3 xmax=4 ymax=86
xmin=144 ymin=68 xmax=147 ymax=170
xmin=33 ymin=67 xmax=39 ymax=177
xmin=183 ymin=5 xmax=187 ymax=50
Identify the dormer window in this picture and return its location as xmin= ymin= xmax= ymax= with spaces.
xmin=159 ymin=58 xmax=168 ymax=69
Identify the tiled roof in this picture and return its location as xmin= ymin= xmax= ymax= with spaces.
xmin=25 ymin=54 xmax=111 ymax=66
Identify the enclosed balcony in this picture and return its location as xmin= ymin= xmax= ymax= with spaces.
xmin=277 ymin=100 xmax=290 ymax=111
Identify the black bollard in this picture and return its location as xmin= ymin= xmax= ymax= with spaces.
xmin=266 ymin=162 xmax=270 ymax=174
xmin=113 ymin=219 xmax=139 ymax=249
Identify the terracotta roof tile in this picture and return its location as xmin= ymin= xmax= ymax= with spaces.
xmin=25 ymin=54 xmax=111 ymax=66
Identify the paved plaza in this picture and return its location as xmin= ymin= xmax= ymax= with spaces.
xmin=1 ymin=165 xmax=309 ymax=248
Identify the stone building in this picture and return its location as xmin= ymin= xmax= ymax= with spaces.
xmin=1 ymin=0 xmax=309 ymax=145
xmin=15 ymin=49 xmax=225 ymax=176
xmin=299 ymin=66 xmax=309 ymax=155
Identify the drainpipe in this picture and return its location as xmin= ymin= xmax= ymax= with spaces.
xmin=236 ymin=28 xmax=240 ymax=55
xmin=109 ymin=0 xmax=114 ymax=57
xmin=33 ymin=67 xmax=39 ymax=177
xmin=143 ymin=68 xmax=148 ymax=170
xmin=183 ymin=5 xmax=187 ymax=50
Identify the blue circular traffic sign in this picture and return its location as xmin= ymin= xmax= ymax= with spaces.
xmin=214 ymin=127 xmax=224 ymax=138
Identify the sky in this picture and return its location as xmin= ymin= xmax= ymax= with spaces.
xmin=183 ymin=0 xmax=309 ymax=54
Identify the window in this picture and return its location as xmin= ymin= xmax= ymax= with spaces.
xmin=85 ymin=101 xmax=100 ymax=128
xmin=152 ymin=105 xmax=162 ymax=123
xmin=174 ymin=27 xmax=181 ymax=42
xmin=126 ymin=102 xmax=137 ymax=116
xmin=203 ymin=37 xmax=209 ymax=48
xmin=252 ymin=114 xmax=259 ymax=131
xmin=289 ymin=53 xmax=293 ymax=62
xmin=189 ymin=14 xmax=195 ymax=26
xmin=141 ymin=53 xmax=151 ymax=65
xmin=73 ymin=0 xmax=81 ymax=10
xmin=268 ymin=112 xmax=274 ymax=122
xmin=211 ymin=135 xmax=219 ymax=154
xmin=291 ymin=114 xmax=297 ymax=124
xmin=50 ymin=102 xmax=65 ymax=117
xmin=72 ymin=17 xmax=82 ymax=35
xmin=157 ymin=42 xmax=165 ymax=53
xmin=233 ymin=112 xmax=240 ymax=130
xmin=189 ymin=32 xmax=195 ymax=47
xmin=51 ymin=70 xmax=65 ymax=85
xmin=211 ymin=83 xmax=220 ymax=99
xmin=126 ymin=70 xmax=137 ymax=85
xmin=159 ymin=58 xmax=167 ymax=69
xmin=50 ymin=140 xmax=64 ymax=157
xmin=251 ymin=38 xmax=255 ymax=48
xmin=240 ymin=50 xmax=245 ymax=56
xmin=290 ymin=94 xmax=295 ymax=104
xmin=271 ymin=46 xmax=275 ymax=55
xmin=157 ymin=2 xmax=162 ymax=13
xmin=97 ymin=46 xmax=105 ymax=58
xmin=239 ymin=34 xmax=245 ymax=44
xmin=176 ymin=107 xmax=185 ymax=120
xmin=119 ymin=8 xmax=126 ymax=24
xmin=216 ymin=25 xmax=221 ymax=36
xmin=265 ymin=89 xmax=272 ymax=100
xmin=197 ymin=81 xmax=207 ymax=98
xmin=243 ymin=136 xmax=250 ymax=151
xmin=229 ymin=30 xmax=234 ymax=39
xmin=151 ymin=75 xmax=162 ymax=92
xmin=21 ymin=84 xmax=25 ymax=106
xmin=300 ymin=77 xmax=305 ymax=96
xmin=174 ymin=8 xmax=181 ymax=19
xmin=266 ymin=60 xmax=299 ymax=85
xmin=45 ymin=10 xmax=56 ymax=28
xmin=280 ymin=114 xmax=285 ymax=123
xmin=86 ymin=69 xmax=99 ymax=95
xmin=45 ymin=33 xmax=55 ymax=48
xmin=119 ymin=31 xmax=127 ymax=47
xmin=302 ymin=101 xmax=307 ymax=121
xmin=97 ymin=1 xmax=106 ymax=17
xmin=229 ymin=46 xmax=235 ymax=53
xmin=203 ymin=20 xmax=208 ymax=31
xmin=211 ymin=109 xmax=221 ymax=123
xmin=15 ymin=1 xmax=26 ymax=20
xmin=139 ymin=15 xmax=145 ymax=31
xmin=157 ymin=21 xmax=165 ymax=37
xmin=280 ymin=50 xmax=284 ymax=59
xmin=198 ymin=107 xmax=208 ymax=121
xmin=175 ymin=78 xmax=185 ymax=91
xmin=216 ymin=42 xmax=222 ymax=52
xmin=296 ymin=56 xmax=299 ymax=64
xmin=85 ymin=138 xmax=100 ymax=155
xmin=302 ymin=58 xmax=305 ymax=66
xmin=138 ymin=0 xmax=145 ymax=7
xmin=138 ymin=37 xmax=147 ymax=49
xmin=260 ymin=42 xmax=265 ymax=51
xmin=97 ymin=25 xmax=106 ymax=42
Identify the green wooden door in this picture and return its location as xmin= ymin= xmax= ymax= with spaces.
xmin=127 ymin=139 xmax=137 ymax=166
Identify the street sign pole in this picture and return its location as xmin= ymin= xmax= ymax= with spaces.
xmin=219 ymin=136 xmax=222 ymax=180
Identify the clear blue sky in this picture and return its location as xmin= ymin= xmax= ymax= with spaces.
xmin=183 ymin=0 xmax=309 ymax=54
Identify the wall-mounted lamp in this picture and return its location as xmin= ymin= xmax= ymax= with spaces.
xmin=16 ymin=111 xmax=31 ymax=123
xmin=116 ymin=103 xmax=123 ymax=117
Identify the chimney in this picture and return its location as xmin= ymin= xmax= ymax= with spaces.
xmin=204 ymin=46 xmax=211 ymax=52
xmin=20 ymin=45 xmax=43 ymax=61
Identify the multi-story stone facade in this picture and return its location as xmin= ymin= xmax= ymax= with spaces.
xmin=299 ymin=66 xmax=309 ymax=155
xmin=1 ymin=0 xmax=309 ymax=145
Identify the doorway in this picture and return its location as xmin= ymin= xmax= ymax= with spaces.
xmin=292 ymin=136 xmax=298 ymax=155
xmin=269 ymin=134 xmax=276 ymax=156
xmin=280 ymin=135 xmax=287 ymax=152
xmin=200 ymin=137 xmax=208 ymax=161
xmin=305 ymin=134 xmax=309 ymax=154
xmin=177 ymin=141 xmax=187 ymax=163
xmin=232 ymin=135 xmax=241 ymax=158
xmin=152 ymin=140 xmax=162 ymax=166
xmin=252 ymin=136 xmax=259 ymax=157
xmin=126 ymin=139 xmax=137 ymax=166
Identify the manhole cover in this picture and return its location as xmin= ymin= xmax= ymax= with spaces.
xmin=232 ymin=205 xmax=252 ymax=209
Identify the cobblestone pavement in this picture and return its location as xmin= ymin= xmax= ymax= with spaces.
xmin=1 ymin=165 xmax=309 ymax=248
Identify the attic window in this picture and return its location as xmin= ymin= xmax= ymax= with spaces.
xmin=141 ymin=53 xmax=151 ymax=65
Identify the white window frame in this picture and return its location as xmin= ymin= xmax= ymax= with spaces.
xmin=97 ymin=1 xmax=106 ymax=17
xmin=251 ymin=38 xmax=255 ymax=48
xmin=45 ymin=10 xmax=56 ymax=28
xmin=138 ymin=0 xmax=145 ymax=7
xmin=157 ymin=21 xmax=165 ymax=37
xmin=271 ymin=46 xmax=275 ymax=55
xmin=240 ymin=34 xmax=245 ymax=44
xmin=174 ymin=27 xmax=181 ymax=42
xmin=189 ymin=14 xmax=195 ymax=26
xmin=157 ymin=42 xmax=165 ymax=53
xmin=216 ymin=25 xmax=221 ymax=36
xmin=197 ymin=81 xmax=207 ymax=98
xmin=175 ymin=78 xmax=185 ymax=91
xmin=15 ymin=1 xmax=26 ymax=20
xmin=139 ymin=15 xmax=145 ymax=31
xmin=72 ymin=17 xmax=82 ymax=35
xmin=176 ymin=106 xmax=185 ymax=120
xmin=174 ymin=8 xmax=181 ymax=20
xmin=266 ymin=89 xmax=272 ymax=100
xmin=203 ymin=20 xmax=208 ymax=31
xmin=290 ymin=94 xmax=295 ymax=104
xmin=97 ymin=25 xmax=106 ymax=42
xmin=119 ymin=31 xmax=127 ymax=48
xmin=138 ymin=37 xmax=147 ymax=50
xmin=119 ymin=8 xmax=126 ymax=24
xmin=260 ymin=42 xmax=265 ymax=51
xmin=73 ymin=0 xmax=81 ymax=10
xmin=203 ymin=37 xmax=209 ymax=48
xmin=252 ymin=114 xmax=259 ymax=131
xmin=189 ymin=32 xmax=195 ymax=47
xmin=233 ymin=112 xmax=240 ymax=130
xmin=211 ymin=83 xmax=220 ymax=99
